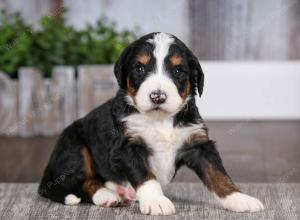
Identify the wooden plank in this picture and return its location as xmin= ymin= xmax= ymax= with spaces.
xmin=39 ymin=79 xmax=57 ymax=136
xmin=50 ymin=0 xmax=63 ymax=17
xmin=78 ymin=65 xmax=117 ymax=118
xmin=20 ymin=67 xmax=76 ymax=136
xmin=0 ymin=72 xmax=18 ymax=136
xmin=52 ymin=66 xmax=76 ymax=131
xmin=189 ymin=0 xmax=299 ymax=60
xmin=18 ymin=68 xmax=44 ymax=137
xmin=6 ymin=81 xmax=18 ymax=136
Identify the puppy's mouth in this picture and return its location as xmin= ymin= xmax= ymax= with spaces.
xmin=145 ymin=105 xmax=169 ymax=114
xmin=153 ymin=105 xmax=161 ymax=111
xmin=146 ymin=107 xmax=162 ymax=112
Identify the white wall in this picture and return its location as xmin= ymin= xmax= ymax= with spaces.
xmin=64 ymin=0 xmax=190 ymax=45
xmin=0 ymin=0 xmax=52 ymax=28
xmin=63 ymin=1 xmax=300 ymax=120
xmin=198 ymin=62 xmax=300 ymax=120
xmin=0 ymin=0 xmax=190 ymax=45
xmin=1 ymin=1 xmax=299 ymax=120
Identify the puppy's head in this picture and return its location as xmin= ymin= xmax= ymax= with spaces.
xmin=114 ymin=32 xmax=204 ymax=116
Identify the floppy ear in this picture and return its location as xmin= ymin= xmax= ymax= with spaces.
xmin=190 ymin=55 xmax=204 ymax=97
xmin=114 ymin=46 xmax=132 ymax=88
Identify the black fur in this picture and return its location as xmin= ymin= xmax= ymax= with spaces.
xmin=39 ymin=32 xmax=234 ymax=205
xmin=114 ymin=33 xmax=155 ymax=89
xmin=171 ymin=35 xmax=205 ymax=97
xmin=176 ymin=140 xmax=228 ymax=179
xmin=39 ymin=91 xmax=141 ymax=202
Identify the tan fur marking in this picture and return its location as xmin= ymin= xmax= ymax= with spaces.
xmin=203 ymin=162 xmax=239 ymax=198
xmin=83 ymin=179 xmax=102 ymax=197
xmin=129 ymin=136 xmax=145 ymax=145
xmin=137 ymin=52 xmax=151 ymax=65
xmin=82 ymin=147 xmax=94 ymax=178
xmin=146 ymin=172 xmax=156 ymax=181
xmin=180 ymin=81 xmax=191 ymax=99
xmin=123 ymin=123 xmax=146 ymax=145
xmin=127 ymin=78 xmax=137 ymax=104
xmin=170 ymin=54 xmax=183 ymax=66
xmin=187 ymin=132 xmax=209 ymax=145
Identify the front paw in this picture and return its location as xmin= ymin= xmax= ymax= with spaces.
xmin=220 ymin=192 xmax=264 ymax=212
xmin=139 ymin=195 xmax=175 ymax=215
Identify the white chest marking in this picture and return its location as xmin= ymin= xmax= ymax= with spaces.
xmin=123 ymin=113 xmax=205 ymax=185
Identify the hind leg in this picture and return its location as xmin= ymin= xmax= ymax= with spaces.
xmin=64 ymin=147 xmax=129 ymax=207
xmin=105 ymin=181 xmax=136 ymax=205
xmin=40 ymin=137 xmax=132 ymax=207
xmin=39 ymin=143 xmax=99 ymax=205
xmin=83 ymin=180 xmax=136 ymax=207
xmin=82 ymin=147 xmax=132 ymax=207
xmin=82 ymin=179 xmax=121 ymax=207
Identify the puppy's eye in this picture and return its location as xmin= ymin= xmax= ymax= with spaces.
xmin=135 ymin=64 xmax=145 ymax=76
xmin=173 ymin=68 xmax=185 ymax=77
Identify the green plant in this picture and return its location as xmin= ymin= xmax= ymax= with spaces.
xmin=0 ymin=9 xmax=137 ymax=78
xmin=0 ymin=10 xmax=33 ymax=77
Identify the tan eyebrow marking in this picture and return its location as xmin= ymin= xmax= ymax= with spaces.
xmin=170 ymin=54 xmax=183 ymax=66
xmin=137 ymin=52 xmax=151 ymax=65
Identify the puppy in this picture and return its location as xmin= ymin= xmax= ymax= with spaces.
xmin=39 ymin=32 xmax=264 ymax=215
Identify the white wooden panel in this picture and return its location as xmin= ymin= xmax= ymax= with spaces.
xmin=18 ymin=68 xmax=44 ymax=137
xmin=52 ymin=66 xmax=76 ymax=131
xmin=0 ymin=72 xmax=18 ymax=136
xmin=39 ymin=79 xmax=57 ymax=136
xmin=78 ymin=65 xmax=117 ymax=118
xmin=197 ymin=61 xmax=300 ymax=120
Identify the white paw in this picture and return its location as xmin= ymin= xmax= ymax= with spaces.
xmin=92 ymin=188 xmax=121 ymax=207
xmin=64 ymin=194 xmax=81 ymax=205
xmin=220 ymin=192 xmax=264 ymax=212
xmin=139 ymin=195 xmax=175 ymax=215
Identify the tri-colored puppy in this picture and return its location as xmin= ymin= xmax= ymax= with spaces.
xmin=39 ymin=32 xmax=264 ymax=215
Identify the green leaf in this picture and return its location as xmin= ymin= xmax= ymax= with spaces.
xmin=0 ymin=8 xmax=137 ymax=78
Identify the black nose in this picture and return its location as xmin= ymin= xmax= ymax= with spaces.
xmin=149 ymin=90 xmax=167 ymax=105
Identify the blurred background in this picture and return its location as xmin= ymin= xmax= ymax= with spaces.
xmin=0 ymin=0 xmax=299 ymax=183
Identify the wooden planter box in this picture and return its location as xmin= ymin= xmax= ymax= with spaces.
xmin=0 ymin=65 xmax=117 ymax=137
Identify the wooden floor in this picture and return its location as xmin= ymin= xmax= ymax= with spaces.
xmin=0 ymin=121 xmax=299 ymax=183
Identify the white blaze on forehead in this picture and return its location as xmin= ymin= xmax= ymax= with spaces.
xmin=134 ymin=33 xmax=183 ymax=114
xmin=147 ymin=33 xmax=174 ymax=75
